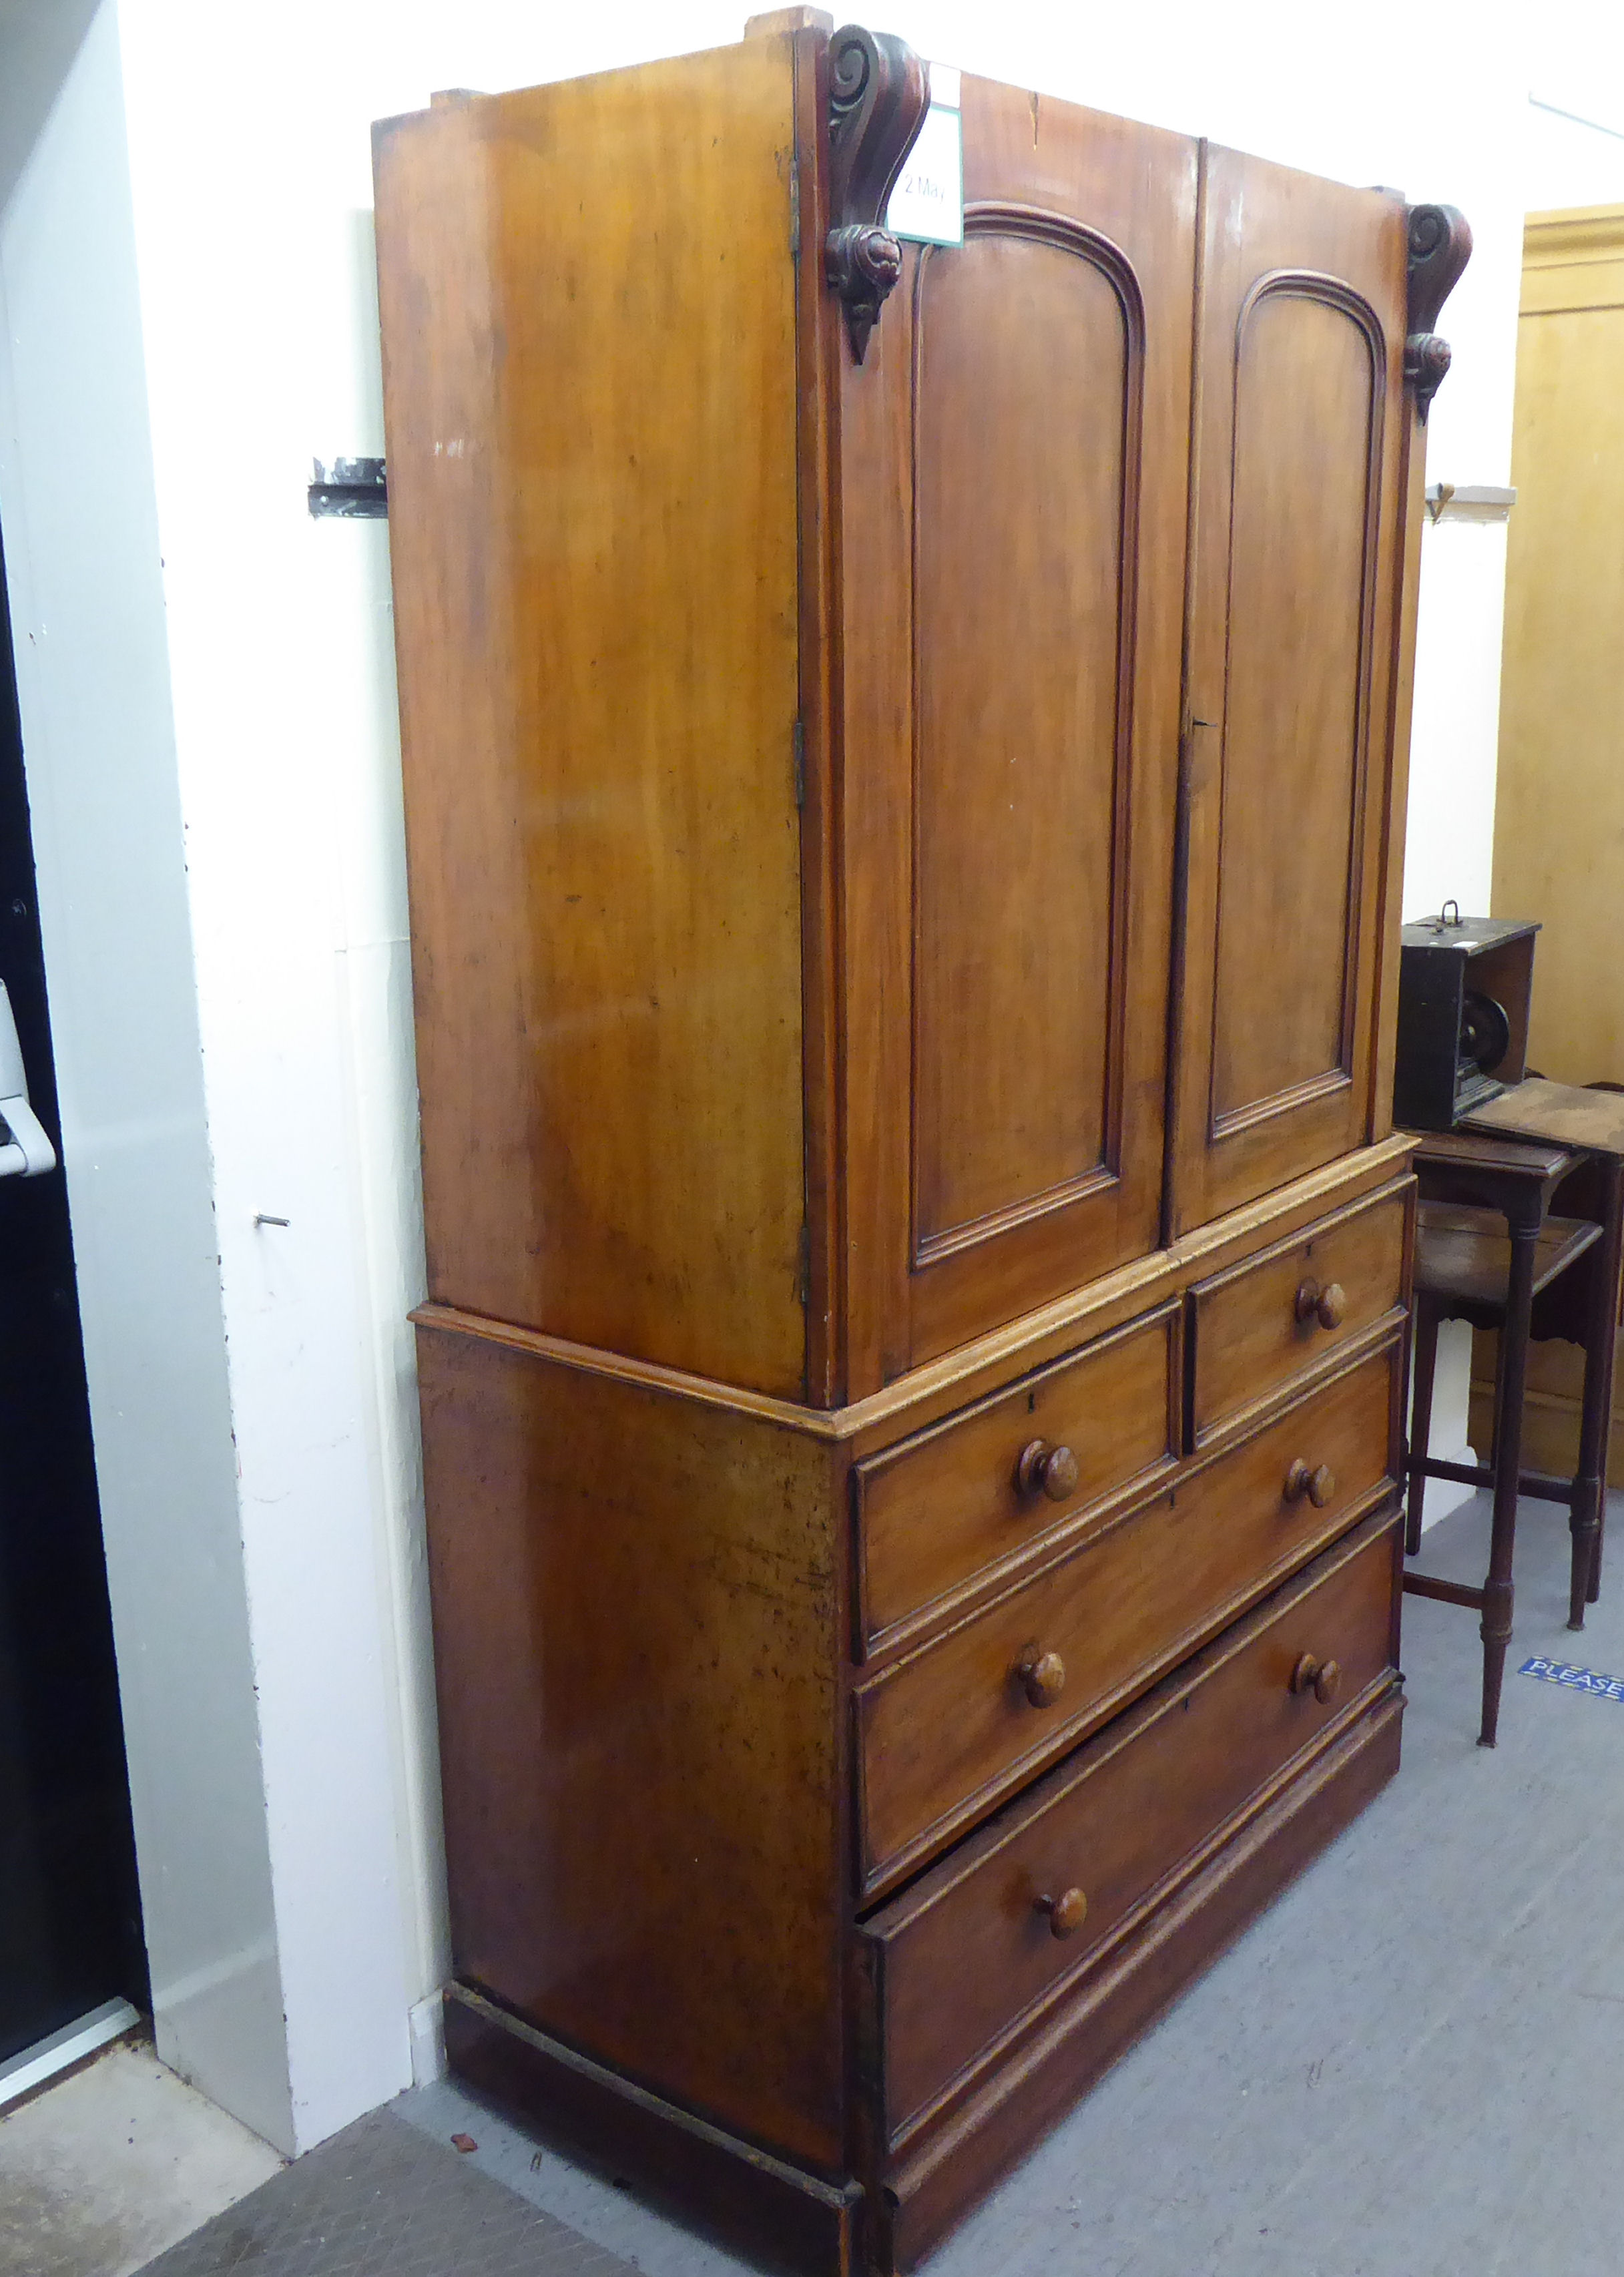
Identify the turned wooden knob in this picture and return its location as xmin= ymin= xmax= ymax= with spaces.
xmin=1284 ymin=1459 xmax=1336 ymax=1508
xmin=1017 ymin=1648 xmax=1067 ymax=1708
xmin=1016 ymin=1439 xmax=1080 ymax=1503
xmin=1035 ymin=1886 xmax=1088 ymax=1939
xmin=1295 ymin=1278 xmax=1347 ymax=1330
xmin=1290 ymin=1651 xmax=1342 ymax=1705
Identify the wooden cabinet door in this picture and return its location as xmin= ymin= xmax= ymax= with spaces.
xmin=834 ymin=80 xmax=1197 ymax=1390
xmin=1168 ymin=149 xmax=1408 ymax=1234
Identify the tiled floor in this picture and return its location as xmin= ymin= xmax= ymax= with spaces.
xmin=19 ymin=1486 xmax=1624 ymax=2277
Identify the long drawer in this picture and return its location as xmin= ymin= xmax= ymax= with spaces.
xmin=1187 ymin=1180 xmax=1411 ymax=1442
xmin=854 ymin=1303 xmax=1180 ymax=1655
xmin=853 ymin=1341 xmax=1399 ymax=1894
xmin=861 ymin=1509 xmax=1401 ymax=2143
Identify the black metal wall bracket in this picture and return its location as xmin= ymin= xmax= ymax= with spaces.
xmin=308 ymin=458 xmax=388 ymax=519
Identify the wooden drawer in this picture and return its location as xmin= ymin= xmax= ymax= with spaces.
xmin=855 ymin=1304 xmax=1179 ymax=1654
xmin=862 ymin=1509 xmax=1400 ymax=2143
xmin=853 ymin=1341 xmax=1399 ymax=1894
xmin=1188 ymin=1180 xmax=1412 ymax=1441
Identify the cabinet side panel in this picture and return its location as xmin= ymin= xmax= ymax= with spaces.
xmin=374 ymin=47 xmax=806 ymax=1397
xmin=417 ymin=1323 xmax=844 ymax=2172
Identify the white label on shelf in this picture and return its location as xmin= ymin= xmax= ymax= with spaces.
xmin=886 ymin=72 xmax=964 ymax=247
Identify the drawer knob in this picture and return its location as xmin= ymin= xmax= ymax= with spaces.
xmin=1035 ymin=1886 xmax=1089 ymax=1939
xmin=1017 ymin=1647 xmax=1067 ymax=1708
xmin=1290 ymin=1651 xmax=1342 ymax=1706
xmin=1295 ymin=1278 xmax=1348 ymax=1331
xmin=1016 ymin=1439 xmax=1080 ymax=1503
xmin=1284 ymin=1459 xmax=1337 ymax=1509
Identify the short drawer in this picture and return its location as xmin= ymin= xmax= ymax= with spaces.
xmin=853 ymin=1341 xmax=1399 ymax=1894
xmin=855 ymin=1304 xmax=1179 ymax=1653
xmin=1189 ymin=1181 xmax=1412 ymax=1441
xmin=861 ymin=1508 xmax=1400 ymax=2141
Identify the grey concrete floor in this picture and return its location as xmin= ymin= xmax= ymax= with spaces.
xmin=0 ymin=2041 xmax=282 ymax=2277
xmin=24 ymin=1485 xmax=1624 ymax=2277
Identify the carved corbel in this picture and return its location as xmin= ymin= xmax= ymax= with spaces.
xmin=1404 ymin=203 xmax=1472 ymax=419
xmin=824 ymin=24 xmax=930 ymax=364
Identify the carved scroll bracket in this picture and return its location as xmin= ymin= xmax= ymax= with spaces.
xmin=825 ymin=24 xmax=929 ymax=364
xmin=1404 ymin=202 xmax=1472 ymax=419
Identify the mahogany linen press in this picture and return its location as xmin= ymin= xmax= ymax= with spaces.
xmin=372 ymin=21 xmax=1468 ymax=2272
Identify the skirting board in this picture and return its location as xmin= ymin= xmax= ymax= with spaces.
xmin=442 ymin=1985 xmax=862 ymax=2277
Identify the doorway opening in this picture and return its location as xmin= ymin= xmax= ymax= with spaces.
xmin=0 ymin=527 xmax=146 ymax=2099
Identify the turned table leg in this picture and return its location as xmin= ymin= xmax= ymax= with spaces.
xmin=1570 ymin=1156 xmax=1624 ymax=1625
xmin=1480 ymin=1220 xmax=1537 ymax=1747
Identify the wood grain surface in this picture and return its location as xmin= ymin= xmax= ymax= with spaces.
xmin=443 ymin=1985 xmax=863 ymax=2277
xmin=1464 ymin=1077 xmax=1624 ymax=1161
xmin=375 ymin=41 xmax=808 ymax=1397
xmin=1171 ymin=149 xmax=1408 ymax=1232
xmin=854 ymin=1302 xmax=1179 ymax=1652
xmin=411 ymin=1137 xmax=1417 ymax=1458
xmin=1495 ymin=208 xmax=1624 ymax=1097
xmin=854 ymin=1336 xmax=1400 ymax=1894
xmin=864 ymin=1509 xmax=1399 ymax=2142
xmin=1481 ymin=207 xmax=1624 ymax=1487
xmin=1189 ymin=1180 xmax=1411 ymax=1440
xmin=837 ymin=77 xmax=1198 ymax=1387
xmin=415 ymin=1318 xmax=846 ymax=2170
xmin=877 ymin=1684 xmax=1403 ymax=2270
xmin=1417 ymin=1202 xmax=1601 ymax=1310
xmin=378 ymin=44 xmax=1434 ymax=2263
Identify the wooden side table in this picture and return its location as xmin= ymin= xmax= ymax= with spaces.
xmin=1404 ymin=1092 xmax=1624 ymax=1745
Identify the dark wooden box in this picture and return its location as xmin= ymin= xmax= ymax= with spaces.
xmin=1394 ymin=913 xmax=1539 ymax=1131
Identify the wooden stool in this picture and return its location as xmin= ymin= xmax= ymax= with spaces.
xmin=1404 ymin=1128 xmax=1624 ymax=1745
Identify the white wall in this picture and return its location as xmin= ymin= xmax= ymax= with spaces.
xmin=1527 ymin=104 xmax=1624 ymax=213
xmin=0 ymin=0 xmax=1539 ymax=2156
xmin=0 ymin=0 xmax=292 ymax=2148
xmin=103 ymin=0 xmax=772 ymax=2155
xmin=1527 ymin=3 xmax=1624 ymax=214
